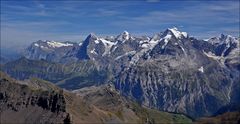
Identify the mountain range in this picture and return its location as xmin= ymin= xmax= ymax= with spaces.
xmin=1 ymin=28 xmax=239 ymax=123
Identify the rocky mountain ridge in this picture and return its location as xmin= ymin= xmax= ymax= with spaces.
xmin=0 ymin=72 xmax=192 ymax=124
xmin=3 ymin=28 xmax=240 ymax=119
xmin=24 ymin=28 xmax=239 ymax=68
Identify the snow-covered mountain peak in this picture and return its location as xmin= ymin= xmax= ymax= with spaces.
xmin=33 ymin=40 xmax=74 ymax=48
xmin=46 ymin=41 xmax=74 ymax=48
xmin=87 ymin=33 xmax=98 ymax=39
xmin=122 ymin=31 xmax=130 ymax=40
xmin=84 ymin=33 xmax=99 ymax=45
xmin=105 ymin=36 xmax=115 ymax=41
xmin=169 ymin=27 xmax=179 ymax=31
xmin=117 ymin=31 xmax=131 ymax=41
xmin=123 ymin=31 xmax=129 ymax=35
xmin=220 ymin=34 xmax=237 ymax=43
xmin=208 ymin=34 xmax=239 ymax=45
xmin=166 ymin=27 xmax=188 ymax=39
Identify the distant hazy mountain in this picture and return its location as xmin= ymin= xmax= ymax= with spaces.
xmin=0 ymin=47 xmax=21 ymax=64
xmin=23 ymin=40 xmax=81 ymax=63
xmin=3 ymin=28 xmax=240 ymax=119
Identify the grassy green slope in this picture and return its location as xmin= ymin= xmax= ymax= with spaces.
xmin=131 ymin=102 xmax=192 ymax=124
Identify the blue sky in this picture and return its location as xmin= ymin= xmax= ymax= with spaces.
xmin=1 ymin=0 xmax=239 ymax=49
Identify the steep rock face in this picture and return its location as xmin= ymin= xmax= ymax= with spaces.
xmin=84 ymin=31 xmax=142 ymax=74
xmin=208 ymin=34 xmax=239 ymax=57
xmin=114 ymin=59 xmax=235 ymax=118
xmin=194 ymin=34 xmax=240 ymax=71
xmin=0 ymin=72 xmax=68 ymax=124
xmin=77 ymin=34 xmax=97 ymax=60
xmin=112 ymin=29 xmax=239 ymax=118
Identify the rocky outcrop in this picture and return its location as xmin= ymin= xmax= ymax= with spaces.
xmin=0 ymin=72 xmax=68 ymax=124
xmin=73 ymin=84 xmax=192 ymax=123
xmin=0 ymin=72 xmax=192 ymax=124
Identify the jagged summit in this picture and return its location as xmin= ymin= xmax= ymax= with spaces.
xmin=123 ymin=30 xmax=129 ymax=35
xmin=24 ymin=28 xmax=239 ymax=65
xmin=117 ymin=30 xmax=131 ymax=41
xmin=165 ymin=27 xmax=188 ymax=39
xmin=207 ymin=33 xmax=238 ymax=45
xmin=85 ymin=33 xmax=98 ymax=41
xmin=220 ymin=34 xmax=238 ymax=44
xmin=87 ymin=33 xmax=98 ymax=38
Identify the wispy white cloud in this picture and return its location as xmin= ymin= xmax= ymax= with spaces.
xmin=94 ymin=9 xmax=121 ymax=17
xmin=2 ymin=20 xmax=71 ymax=29
xmin=1 ymin=0 xmax=239 ymax=50
xmin=111 ymin=1 xmax=239 ymax=37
